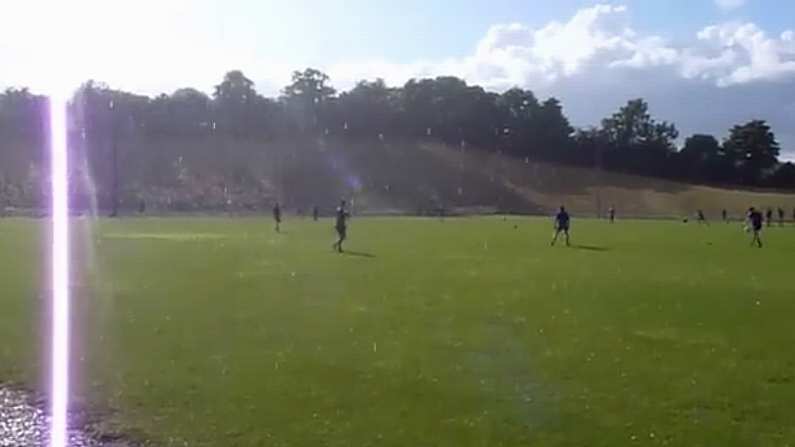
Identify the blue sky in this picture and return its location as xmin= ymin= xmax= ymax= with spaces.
xmin=1 ymin=0 xmax=794 ymax=155
xmin=172 ymin=0 xmax=795 ymax=66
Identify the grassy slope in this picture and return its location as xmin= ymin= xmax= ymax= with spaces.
xmin=421 ymin=142 xmax=795 ymax=217
xmin=29 ymin=135 xmax=793 ymax=216
xmin=2 ymin=217 xmax=793 ymax=446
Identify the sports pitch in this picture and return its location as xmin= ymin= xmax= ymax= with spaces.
xmin=1 ymin=216 xmax=794 ymax=446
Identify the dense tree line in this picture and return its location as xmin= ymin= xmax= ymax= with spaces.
xmin=0 ymin=69 xmax=793 ymax=211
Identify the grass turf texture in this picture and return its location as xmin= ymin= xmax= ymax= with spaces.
xmin=2 ymin=216 xmax=795 ymax=446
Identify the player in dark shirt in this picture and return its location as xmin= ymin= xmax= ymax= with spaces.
xmin=272 ymin=202 xmax=282 ymax=233
xmin=608 ymin=206 xmax=616 ymax=223
xmin=697 ymin=209 xmax=708 ymax=225
xmin=778 ymin=207 xmax=785 ymax=226
xmin=747 ymin=207 xmax=763 ymax=248
xmin=551 ymin=206 xmax=571 ymax=246
xmin=312 ymin=205 xmax=319 ymax=222
xmin=765 ymin=208 xmax=773 ymax=227
xmin=332 ymin=200 xmax=350 ymax=252
xmin=721 ymin=209 xmax=728 ymax=223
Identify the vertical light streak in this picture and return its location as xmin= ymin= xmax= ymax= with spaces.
xmin=49 ymin=93 xmax=70 ymax=447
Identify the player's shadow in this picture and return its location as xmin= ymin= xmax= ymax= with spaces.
xmin=571 ymin=244 xmax=609 ymax=252
xmin=342 ymin=250 xmax=376 ymax=258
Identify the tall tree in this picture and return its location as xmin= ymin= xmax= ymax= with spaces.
xmin=282 ymin=68 xmax=336 ymax=133
xmin=602 ymin=99 xmax=677 ymax=149
xmin=723 ymin=120 xmax=780 ymax=185
xmin=0 ymin=88 xmax=46 ymax=140
xmin=71 ymin=81 xmax=148 ymax=215
xmin=401 ymin=76 xmax=501 ymax=146
xmin=769 ymin=162 xmax=795 ymax=189
xmin=681 ymin=134 xmax=721 ymax=162
xmin=600 ymin=99 xmax=678 ymax=176
xmin=678 ymin=134 xmax=721 ymax=181
xmin=535 ymin=98 xmax=574 ymax=160
xmin=213 ymin=70 xmax=260 ymax=136
xmin=337 ymin=79 xmax=400 ymax=137
xmin=497 ymin=88 xmax=540 ymax=157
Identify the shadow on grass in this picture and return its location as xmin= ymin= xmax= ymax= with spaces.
xmin=342 ymin=250 xmax=376 ymax=258
xmin=572 ymin=244 xmax=610 ymax=252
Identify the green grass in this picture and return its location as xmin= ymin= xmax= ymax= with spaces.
xmin=2 ymin=216 xmax=795 ymax=446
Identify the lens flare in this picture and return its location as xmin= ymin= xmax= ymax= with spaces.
xmin=49 ymin=93 xmax=70 ymax=447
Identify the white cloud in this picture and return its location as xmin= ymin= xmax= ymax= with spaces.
xmin=683 ymin=23 xmax=795 ymax=86
xmin=715 ymin=0 xmax=747 ymax=11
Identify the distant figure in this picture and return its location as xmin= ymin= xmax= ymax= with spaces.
xmin=722 ymin=209 xmax=728 ymax=223
xmin=138 ymin=199 xmax=146 ymax=214
xmin=747 ymin=207 xmax=763 ymax=248
xmin=766 ymin=208 xmax=773 ymax=227
xmin=332 ymin=200 xmax=350 ymax=253
xmin=608 ymin=206 xmax=616 ymax=223
xmin=272 ymin=202 xmax=282 ymax=233
xmin=697 ymin=210 xmax=708 ymax=225
xmin=551 ymin=206 xmax=571 ymax=247
xmin=778 ymin=207 xmax=785 ymax=226
xmin=312 ymin=205 xmax=319 ymax=221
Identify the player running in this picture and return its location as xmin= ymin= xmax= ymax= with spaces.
xmin=551 ymin=206 xmax=571 ymax=247
xmin=332 ymin=200 xmax=350 ymax=253
xmin=697 ymin=209 xmax=709 ymax=225
xmin=272 ymin=202 xmax=282 ymax=233
xmin=747 ymin=207 xmax=764 ymax=248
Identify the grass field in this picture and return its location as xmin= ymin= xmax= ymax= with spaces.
xmin=2 ymin=216 xmax=795 ymax=446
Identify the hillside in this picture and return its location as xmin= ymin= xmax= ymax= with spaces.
xmin=420 ymin=142 xmax=795 ymax=219
xmin=2 ymin=136 xmax=793 ymax=218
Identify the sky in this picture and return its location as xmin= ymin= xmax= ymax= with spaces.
xmin=2 ymin=0 xmax=794 ymax=156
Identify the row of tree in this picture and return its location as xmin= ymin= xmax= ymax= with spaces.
xmin=1 ymin=69 xmax=793 ymax=207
